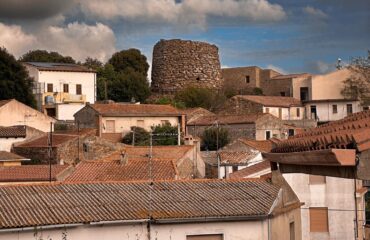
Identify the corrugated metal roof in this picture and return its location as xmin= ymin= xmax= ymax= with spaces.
xmin=0 ymin=179 xmax=280 ymax=229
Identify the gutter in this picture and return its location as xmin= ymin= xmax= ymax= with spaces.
xmin=154 ymin=215 xmax=268 ymax=224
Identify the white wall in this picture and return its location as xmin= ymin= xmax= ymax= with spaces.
xmin=0 ymin=137 xmax=25 ymax=151
xmin=305 ymin=100 xmax=362 ymax=122
xmin=262 ymin=106 xmax=304 ymax=120
xmin=56 ymin=104 xmax=85 ymax=121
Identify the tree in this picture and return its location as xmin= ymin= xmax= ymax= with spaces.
xmin=19 ymin=50 xmax=76 ymax=63
xmin=174 ymin=86 xmax=215 ymax=110
xmin=0 ymin=47 xmax=36 ymax=108
xmin=83 ymin=57 xmax=103 ymax=70
xmin=201 ymin=127 xmax=229 ymax=151
xmin=122 ymin=127 xmax=150 ymax=146
xmin=150 ymin=96 xmax=186 ymax=109
xmin=152 ymin=123 xmax=179 ymax=145
xmin=341 ymin=52 xmax=370 ymax=105
xmin=108 ymin=49 xmax=149 ymax=77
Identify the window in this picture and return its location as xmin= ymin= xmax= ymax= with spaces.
xmin=245 ymin=75 xmax=250 ymax=83
xmin=309 ymin=207 xmax=329 ymax=232
xmin=332 ymin=105 xmax=338 ymax=114
xmin=63 ymin=84 xmax=69 ymax=93
xmin=187 ymin=234 xmax=223 ymax=240
xmin=290 ymin=222 xmax=295 ymax=240
xmin=47 ymin=83 xmax=53 ymax=92
xmin=105 ymin=120 xmax=115 ymax=133
xmin=161 ymin=120 xmax=170 ymax=125
xmin=137 ymin=120 xmax=144 ymax=128
xmin=296 ymin=108 xmax=300 ymax=118
xmin=232 ymin=166 xmax=238 ymax=172
xmin=309 ymin=175 xmax=326 ymax=184
xmin=265 ymin=131 xmax=271 ymax=140
xmin=288 ymin=129 xmax=295 ymax=136
xmin=310 ymin=105 xmax=317 ymax=119
xmin=76 ymin=84 xmax=82 ymax=95
xmin=347 ymin=104 xmax=353 ymax=115
xmin=280 ymin=92 xmax=286 ymax=96
xmin=265 ymin=108 xmax=270 ymax=113
xmin=300 ymin=87 xmax=309 ymax=101
xmin=364 ymin=106 xmax=369 ymax=111
xmin=366 ymin=191 xmax=370 ymax=225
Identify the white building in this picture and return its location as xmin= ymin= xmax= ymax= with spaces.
xmin=23 ymin=62 xmax=96 ymax=121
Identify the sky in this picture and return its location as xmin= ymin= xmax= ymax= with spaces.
xmin=0 ymin=0 xmax=369 ymax=78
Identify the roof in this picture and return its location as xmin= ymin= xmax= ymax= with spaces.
xmin=229 ymin=161 xmax=271 ymax=179
xmin=65 ymin=159 xmax=177 ymax=182
xmin=180 ymin=107 xmax=215 ymax=122
xmin=188 ymin=113 xmax=270 ymax=126
xmin=0 ymin=125 xmax=26 ymax=138
xmin=219 ymin=151 xmax=257 ymax=165
xmin=0 ymin=165 xmax=68 ymax=182
xmin=0 ymin=151 xmax=29 ymax=162
xmin=0 ymin=99 xmax=12 ymax=108
xmin=15 ymin=134 xmax=77 ymax=148
xmin=200 ymin=151 xmax=218 ymax=165
xmin=239 ymin=138 xmax=273 ymax=153
xmin=271 ymin=110 xmax=370 ymax=153
xmin=24 ymin=62 xmax=95 ymax=73
xmin=88 ymin=103 xmax=181 ymax=117
xmin=271 ymin=73 xmax=310 ymax=80
xmin=0 ymin=179 xmax=280 ymax=229
xmin=233 ymin=95 xmax=302 ymax=107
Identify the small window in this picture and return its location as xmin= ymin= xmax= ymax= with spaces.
xmin=137 ymin=120 xmax=144 ymax=128
xmin=245 ymin=75 xmax=250 ymax=83
xmin=296 ymin=108 xmax=300 ymax=118
xmin=309 ymin=207 xmax=329 ymax=232
xmin=187 ymin=234 xmax=223 ymax=240
xmin=76 ymin=84 xmax=82 ymax=95
xmin=47 ymin=83 xmax=53 ymax=92
xmin=288 ymin=129 xmax=295 ymax=136
xmin=347 ymin=104 xmax=353 ymax=115
xmin=365 ymin=191 xmax=370 ymax=225
xmin=196 ymin=76 xmax=201 ymax=81
xmin=332 ymin=105 xmax=338 ymax=114
xmin=232 ymin=166 xmax=238 ymax=172
xmin=63 ymin=84 xmax=69 ymax=93
xmin=265 ymin=131 xmax=271 ymax=140
xmin=364 ymin=106 xmax=369 ymax=111
xmin=161 ymin=120 xmax=170 ymax=125
xmin=309 ymin=175 xmax=326 ymax=184
xmin=265 ymin=108 xmax=270 ymax=113
xmin=290 ymin=221 xmax=295 ymax=240
xmin=278 ymin=108 xmax=282 ymax=119
xmin=280 ymin=92 xmax=286 ymax=96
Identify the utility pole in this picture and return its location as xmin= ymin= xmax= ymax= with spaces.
xmin=132 ymin=129 xmax=135 ymax=146
xmin=48 ymin=122 xmax=53 ymax=183
xmin=77 ymin=121 xmax=80 ymax=163
xmin=104 ymin=79 xmax=108 ymax=100
xmin=216 ymin=121 xmax=220 ymax=179
xmin=147 ymin=132 xmax=153 ymax=240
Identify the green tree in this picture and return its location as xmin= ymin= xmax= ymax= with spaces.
xmin=19 ymin=50 xmax=76 ymax=63
xmin=83 ymin=57 xmax=103 ymax=70
xmin=151 ymin=96 xmax=186 ymax=109
xmin=96 ymin=64 xmax=116 ymax=100
xmin=122 ymin=127 xmax=150 ymax=146
xmin=152 ymin=122 xmax=179 ymax=145
xmin=201 ymin=127 xmax=229 ymax=151
xmin=108 ymin=49 xmax=149 ymax=77
xmin=0 ymin=47 xmax=36 ymax=108
xmin=175 ymin=86 xmax=215 ymax=109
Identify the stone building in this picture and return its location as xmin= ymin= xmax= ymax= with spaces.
xmin=151 ymin=39 xmax=223 ymax=94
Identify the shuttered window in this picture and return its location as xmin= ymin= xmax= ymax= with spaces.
xmin=63 ymin=84 xmax=69 ymax=93
xmin=309 ymin=207 xmax=329 ymax=232
xmin=47 ymin=83 xmax=53 ymax=92
xmin=309 ymin=175 xmax=326 ymax=184
xmin=187 ymin=234 xmax=223 ymax=240
xmin=76 ymin=84 xmax=82 ymax=95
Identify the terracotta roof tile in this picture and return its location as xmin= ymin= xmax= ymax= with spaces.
xmin=0 ymin=165 xmax=68 ymax=182
xmin=272 ymin=110 xmax=370 ymax=153
xmin=15 ymin=134 xmax=77 ymax=148
xmin=233 ymin=95 xmax=302 ymax=107
xmin=0 ymin=151 xmax=29 ymax=161
xmin=0 ymin=179 xmax=280 ymax=229
xmin=239 ymin=138 xmax=273 ymax=153
xmin=89 ymin=103 xmax=181 ymax=117
xmin=24 ymin=62 xmax=95 ymax=73
xmin=0 ymin=126 xmax=26 ymax=138
xmin=219 ymin=151 xmax=257 ymax=165
xmin=229 ymin=161 xmax=271 ymax=179
xmin=188 ymin=113 xmax=270 ymax=125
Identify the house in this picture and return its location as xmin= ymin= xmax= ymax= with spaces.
xmin=0 ymin=125 xmax=44 ymax=152
xmin=23 ymin=62 xmax=96 ymax=121
xmin=0 ymin=179 xmax=302 ymax=240
xmin=187 ymin=113 xmax=288 ymax=141
xmin=74 ymin=103 xmax=185 ymax=142
xmin=180 ymin=107 xmax=215 ymax=123
xmin=0 ymin=99 xmax=56 ymax=132
xmin=65 ymin=144 xmax=205 ymax=181
xmin=261 ymin=110 xmax=370 ymax=240
xmin=0 ymin=165 xmax=70 ymax=185
xmin=0 ymin=151 xmax=30 ymax=166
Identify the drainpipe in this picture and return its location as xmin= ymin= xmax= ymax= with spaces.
xmin=354 ymin=178 xmax=359 ymax=240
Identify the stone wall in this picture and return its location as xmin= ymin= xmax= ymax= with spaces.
xmin=151 ymin=39 xmax=223 ymax=94
xmin=215 ymin=96 xmax=263 ymax=115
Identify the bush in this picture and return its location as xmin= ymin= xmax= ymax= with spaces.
xmin=175 ymin=86 xmax=216 ymax=110
xmin=201 ymin=127 xmax=229 ymax=151
xmin=122 ymin=127 xmax=150 ymax=146
xmin=152 ymin=122 xmax=179 ymax=146
xmin=153 ymin=96 xmax=186 ymax=109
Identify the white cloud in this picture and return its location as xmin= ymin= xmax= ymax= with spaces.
xmin=303 ymin=6 xmax=328 ymax=19
xmin=0 ymin=22 xmax=116 ymax=62
xmin=266 ymin=64 xmax=287 ymax=74
xmin=79 ymin=0 xmax=286 ymax=27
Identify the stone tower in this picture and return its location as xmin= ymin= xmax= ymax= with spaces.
xmin=151 ymin=39 xmax=223 ymax=94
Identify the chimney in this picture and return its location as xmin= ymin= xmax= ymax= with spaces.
xmin=120 ymin=152 xmax=128 ymax=165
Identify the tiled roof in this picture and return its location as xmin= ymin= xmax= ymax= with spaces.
xmin=65 ymin=159 xmax=177 ymax=182
xmin=0 ymin=126 xmax=26 ymax=138
xmin=233 ymin=95 xmax=302 ymax=107
xmin=200 ymin=151 xmax=218 ymax=165
xmin=0 ymin=151 xmax=29 ymax=161
xmin=271 ymin=73 xmax=310 ymax=80
xmin=239 ymin=138 xmax=273 ymax=153
xmin=24 ymin=62 xmax=95 ymax=73
xmin=272 ymin=110 xmax=370 ymax=153
xmin=15 ymin=134 xmax=77 ymax=148
xmin=180 ymin=107 xmax=215 ymax=123
xmin=0 ymin=179 xmax=280 ymax=229
xmin=188 ymin=113 xmax=269 ymax=126
xmin=229 ymin=161 xmax=271 ymax=179
xmin=219 ymin=151 xmax=257 ymax=165
xmin=89 ymin=103 xmax=181 ymax=117
xmin=0 ymin=165 xmax=68 ymax=182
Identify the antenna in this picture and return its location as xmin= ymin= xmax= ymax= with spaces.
xmin=336 ymin=58 xmax=342 ymax=70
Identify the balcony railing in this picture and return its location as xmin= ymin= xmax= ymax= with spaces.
xmin=43 ymin=92 xmax=86 ymax=105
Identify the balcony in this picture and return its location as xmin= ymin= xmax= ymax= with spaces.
xmin=43 ymin=92 xmax=86 ymax=105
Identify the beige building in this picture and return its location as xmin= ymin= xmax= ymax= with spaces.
xmin=23 ymin=62 xmax=96 ymax=121
xmin=74 ymin=103 xmax=185 ymax=142
xmin=0 ymin=151 xmax=30 ymax=167
xmin=0 ymin=99 xmax=55 ymax=132
xmin=0 ymin=179 xmax=302 ymax=240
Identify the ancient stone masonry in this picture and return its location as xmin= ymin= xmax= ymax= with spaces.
xmin=151 ymin=39 xmax=223 ymax=94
